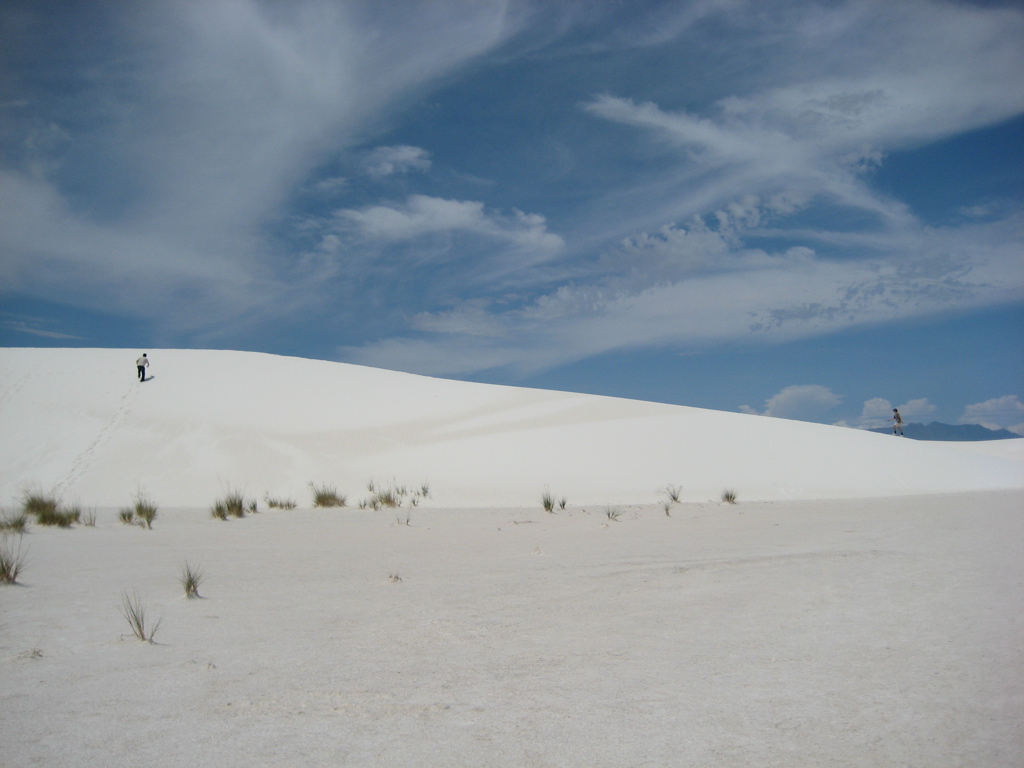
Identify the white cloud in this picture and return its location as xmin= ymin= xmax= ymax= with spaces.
xmin=312 ymin=176 xmax=347 ymax=195
xmin=855 ymin=397 xmax=937 ymax=430
xmin=739 ymin=385 xmax=842 ymax=422
xmin=363 ymin=146 xmax=431 ymax=178
xmin=0 ymin=319 xmax=83 ymax=340
xmin=897 ymin=398 xmax=937 ymax=421
xmin=334 ymin=194 xmax=564 ymax=260
xmin=578 ymin=0 xmax=1024 ymax=274
xmin=857 ymin=397 xmax=895 ymax=430
xmin=4 ymin=0 xmax=1023 ymax=375
xmin=959 ymin=395 xmax=1024 ymax=436
xmin=0 ymin=0 xmax=523 ymax=329
xmin=343 ymin=210 xmax=1023 ymax=377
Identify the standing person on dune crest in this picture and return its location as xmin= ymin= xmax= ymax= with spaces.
xmin=136 ymin=353 xmax=149 ymax=382
xmin=890 ymin=408 xmax=904 ymax=436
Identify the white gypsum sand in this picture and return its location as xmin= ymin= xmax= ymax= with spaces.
xmin=0 ymin=347 xmax=1021 ymax=507
xmin=1 ymin=348 xmax=1022 ymax=767
xmin=2 ymin=494 xmax=1023 ymax=767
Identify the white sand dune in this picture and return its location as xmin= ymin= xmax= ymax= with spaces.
xmin=2 ymin=348 xmax=1022 ymax=767
xmin=1 ymin=348 xmax=1021 ymax=508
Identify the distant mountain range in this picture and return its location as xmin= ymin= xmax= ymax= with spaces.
xmin=867 ymin=422 xmax=1020 ymax=441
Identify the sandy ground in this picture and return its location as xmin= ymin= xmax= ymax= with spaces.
xmin=3 ymin=490 xmax=1022 ymax=767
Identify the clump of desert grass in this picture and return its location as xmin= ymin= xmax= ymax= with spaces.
xmin=540 ymin=488 xmax=568 ymax=513
xmin=22 ymin=490 xmax=79 ymax=527
xmin=359 ymin=480 xmax=430 ymax=510
xmin=662 ymin=484 xmax=683 ymax=516
xmin=119 ymin=590 xmax=162 ymax=643
xmin=541 ymin=489 xmax=554 ymax=513
xmin=22 ymin=490 xmax=57 ymax=518
xmin=265 ymin=495 xmax=297 ymax=510
xmin=721 ymin=489 xmax=738 ymax=504
xmin=605 ymin=506 xmax=624 ymax=521
xmin=179 ymin=560 xmax=204 ymax=599
xmin=0 ymin=510 xmax=29 ymax=533
xmin=0 ymin=535 xmax=27 ymax=585
xmin=132 ymin=494 xmax=158 ymax=529
xmin=211 ymin=490 xmax=249 ymax=520
xmin=310 ymin=483 xmax=347 ymax=508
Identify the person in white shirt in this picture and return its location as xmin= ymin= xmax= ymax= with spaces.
xmin=136 ymin=353 xmax=149 ymax=381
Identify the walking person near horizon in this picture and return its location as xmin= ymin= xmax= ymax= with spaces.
xmin=890 ymin=408 xmax=904 ymax=436
xmin=136 ymin=353 xmax=149 ymax=382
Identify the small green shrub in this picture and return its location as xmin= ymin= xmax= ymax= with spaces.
xmin=133 ymin=495 xmax=158 ymax=529
xmin=605 ymin=507 xmax=623 ymax=521
xmin=0 ymin=536 xmax=27 ymax=584
xmin=180 ymin=561 xmax=204 ymax=599
xmin=310 ymin=483 xmax=346 ymax=508
xmin=664 ymin=484 xmax=682 ymax=503
xmin=721 ymin=489 xmax=738 ymax=504
xmin=119 ymin=590 xmax=162 ymax=643
xmin=119 ymin=508 xmax=136 ymax=525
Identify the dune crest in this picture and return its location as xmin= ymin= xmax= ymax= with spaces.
xmin=1 ymin=348 xmax=1021 ymax=507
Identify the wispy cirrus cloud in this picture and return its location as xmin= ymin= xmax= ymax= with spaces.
xmin=343 ymin=0 xmax=1024 ymax=377
xmin=2 ymin=0 xmax=1021 ymax=407
xmin=0 ymin=318 xmax=83 ymax=341
xmin=345 ymin=204 xmax=1023 ymax=376
xmin=0 ymin=0 xmax=526 ymax=334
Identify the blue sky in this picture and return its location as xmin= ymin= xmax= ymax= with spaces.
xmin=2 ymin=0 xmax=1022 ymax=433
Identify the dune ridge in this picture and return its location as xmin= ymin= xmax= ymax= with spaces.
xmin=1 ymin=347 xmax=1021 ymax=508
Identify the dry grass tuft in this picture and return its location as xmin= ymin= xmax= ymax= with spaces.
xmin=541 ymin=489 xmax=556 ymax=513
xmin=23 ymin=491 xmax=78 ymax=527
xmin=1 ymin=535 xmax=27 ymax=584
xmin=265 ymin=495 xmax=298 ymax=509
xmin=133 ymin=494 xmax=158 ymax=529
xmin=310 ymin=483 xmax=347 ymax=508
xmin=119 ymin=590 xmax=162 ymax=642
xmin=0 ymin=511 xmax=29 ymax=533
xmin=180 ymin=561 xmax=204 ymax=599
